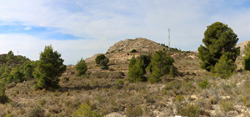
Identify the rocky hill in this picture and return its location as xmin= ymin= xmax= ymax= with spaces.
xmin=107 ymin=38 xmax=166 ymax=54
xmin=86 ymin=38 xmax=167 ymax=64
xmin=236 ymin=40 xmax=250 ymax=54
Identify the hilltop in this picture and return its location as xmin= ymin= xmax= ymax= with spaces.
xmin=86 ymin=38 xmax=177 ymax=64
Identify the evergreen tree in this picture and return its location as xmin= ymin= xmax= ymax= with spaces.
xmin=8 ymin=67 xmax=25 ymax=83
xmin=95 ymin=54 xmax=109 ymax=70
xmin=33 ymin=45 xmax=66 ymax=90
xmin=24 ymin=63 xmax=34 ymax=78
xmin=243 ymin=53 xmax=250 ymax=70
xmin=75 ymin=58 xmax=88 ymax=76
xmin=243 ymin=41 xmax=250 ymax=70
xmin=0 ymin=78 xmax=8 ymax=103
xmin=198 ymin=22 xmax=240 ymax=71
xmin=129 ymin=55 xmax=136 ymax=68
xmin=243 ymin=41 xmax=250 ymax=56
xmin=213 ymin=55 xmax=236 ymax=78
xmin=148 ymin=50 xmax=175 ymax=83
xmin=128 ymin=58 xmax=146 ymax=82
xmin=95 ymin=54 xmax=106 ymax=65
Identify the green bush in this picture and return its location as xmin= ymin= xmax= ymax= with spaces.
xmin=72 ymin=103 xmax=103 ymax=117
xmin=198 ymin=80 xmax=209 ymax=89
xmin=174 ymin=95 xmax=184 ymax=102
xmin=213 ymin=55 xmax=236 ymax=78
xmin=0 ymin=79 xmax=8 ymax=104
xmin=129 ymin=55 xmax=136 ymax=68
xmin=125 ymin=105 xmax=143 ymax=117
xmin=128 ymin=58 xmax=146 ymax=82
xmin=33 ymin=45 xmax=66 ymax=90
xmin=243 ymin=52 xmax=250 ymax=70
xmin=219 ymin=100 xmax=234 ymax=112
xmin=24 ymin=63 xmax=34 ymax=79
xmin=179 ymin=104 xmax=200 ymax=117
xmin=95 ymin=54 xmax=109 ymax=70
xmin=27 ymin=106 xmax=45 ymax=117
xmin=8 ymin=67 xmax=25 ymax=83
xmin=75 ymin=58 xmax=88 ymax=76
xmin=130 ymin=49 xmax=137 ymax=53
xmin=148 ymin=50 xmax=176 ymax=83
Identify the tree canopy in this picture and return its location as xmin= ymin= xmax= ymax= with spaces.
xmin=198 ymin=22 xmax=240 ymax=71
xmin=33 ymin=45 xmax=66 ymax=90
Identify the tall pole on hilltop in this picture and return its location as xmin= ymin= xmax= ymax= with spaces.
xmin=168 ymin=28 xmax=170 ymax=51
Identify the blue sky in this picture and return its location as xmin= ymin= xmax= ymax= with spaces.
xmin=0 ymin=0 xmax=250 ymax=64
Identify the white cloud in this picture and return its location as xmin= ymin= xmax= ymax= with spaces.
xmin=0 ymin=0 xmax=250 ymax=64
xmin=0 ymin=34 xmax=112 ymax=64
xmin=24 ymin=27 xmax=31 ymax=30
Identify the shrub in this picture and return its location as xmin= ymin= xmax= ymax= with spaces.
xmin=174 ymin=95 xmax=184 ymax=102
xmin=130 ymin=49 xmax=137 ymax=53
xmin=148 ymin=50 xmax=176 ymax=83
xmin=27 ymin=106 xmax=45 ymax=117
xmin=213 ymin=55 xmax=236 ymax=78
xmin=95 ymin=54 xmax=109 ymax=70
xmin=0 ymin=79 xmax=8 ymax=104
xmin=109 ymin=72 xmax=125 ymax=79
xmin=128 ymin=58 xmax=146 ymax=82
xmin=129 ymin=55 xmax=136 ymax=68
xmin=219 ymin=100 xmax=234 ymax=112
xmin=243 ymin=52 xmax=250 ymax=70
xmin=170 ymin=66 xmax=178 ymax=78
xmin=125 ymin=105 xmax=143 ymax=117
xmin=33 ymin=45 xmax=66 ymax=90
xmin=24 ymin=63 xmax=34 ymax=79
xmin=242 ymin=41 xmax=250 ymax=56
xmin=72 ymin=103 xmax=103 ymax=117
xmin=165 ymin=80 xmax=182 ymax=90
xmin=95 ymin=54 xmax=106 ymax=65
xmin=198 ymin=80 xmax=209 ymax=89
xmin=75 ymin=58 xmax=88 ymax=76
xmin=8 ymin=67 xmax=25 ymax=83
xmin=179 ymin=104 xmax=200 ymax=117
xmin=198 ymin=22 xmax=240 ymax=71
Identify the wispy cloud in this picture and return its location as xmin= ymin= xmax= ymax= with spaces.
xmin=0 ymin=0 xmax=250 ymax=64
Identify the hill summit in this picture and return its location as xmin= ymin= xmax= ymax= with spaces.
xmin=86 ymin=38 xmax=167 ymax=64
xmin=107 ymin=38 xmax=166 ymax=54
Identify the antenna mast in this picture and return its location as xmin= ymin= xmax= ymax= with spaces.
xmin=168 ymin=28 xmax=170 ymax=51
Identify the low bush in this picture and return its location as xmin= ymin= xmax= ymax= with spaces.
xmin=198 ymin=80 xmax=209 ymax=89
xmin=219 ymin=100 xmax=234 ymax=112
xmin=125 ymin=105 xmax=143 ymax=117
xmin=179 ymin=104 xmax=200 ymax=117
xmin=72 ymin=103 xmax=103 ymax=117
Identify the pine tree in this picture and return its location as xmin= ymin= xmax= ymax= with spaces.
xmin=24 ymin=63 xmax=34 ymax=78
xmin=213 ymin=55 xmax=236 ymax=78
xmin=128 ymin=58 xmax=146 ymax=82
xmin=75 ymin=58 xmax=88 ymax=76
xmin=0 ymin=79 xmax=8 ymax=103
xmin=243 ymin=41 xmax=250 ymax=70
xmin=198 ymin=22 xmax=239 ymax=71
xmin=129 ymin=55 xmax=136 ymax=68
xmin=243 ymin=41 xmax=250 ymax=56
xmin=148 ymin=50 xmax=175 ymax=83
xmin=33 ymin=45 xmax=66 ymax=90
xmin=95 ymin=54 xmax=109 ymax=70
xmin=243 ymin=53 xmax=250 ymax=70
